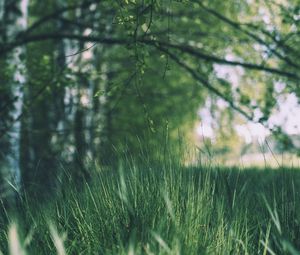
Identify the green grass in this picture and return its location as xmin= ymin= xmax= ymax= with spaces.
xmin=1 ymin=158 xmax=300 ymax=254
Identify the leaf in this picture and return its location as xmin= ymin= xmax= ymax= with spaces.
xmin=94 ymin=90 xmax=105 ymax=97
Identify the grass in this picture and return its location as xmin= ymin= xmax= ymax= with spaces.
xmin=1 ymin=156 xmax=300 ymax=254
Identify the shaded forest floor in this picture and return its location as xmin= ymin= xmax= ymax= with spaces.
xmin=1 ymin=160 xmax=300 ymax=254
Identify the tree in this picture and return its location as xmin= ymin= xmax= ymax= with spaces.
xmin=0 ymin=0 xmax=299 ymax=195
xmin=0 ymin=0 xmax=28 ymax=204
xmin=20 ymin=0 xmax=68 ymax=194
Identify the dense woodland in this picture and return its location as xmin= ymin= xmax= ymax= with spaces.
xmin=1 ymin=0 xmax=300 ymax=198
xmin=2 ymin=1 xmax=300 ymax=254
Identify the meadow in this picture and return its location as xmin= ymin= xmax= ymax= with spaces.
xmin=1 ymin=156 xmax=300 ymax=255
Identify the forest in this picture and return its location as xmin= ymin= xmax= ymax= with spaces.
xmin=1 ymin=0 xmax=300 ymax=254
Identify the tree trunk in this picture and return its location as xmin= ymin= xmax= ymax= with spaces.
xmin=0 ymin=0 xmax=28 ymax=206
xmin=20 ymin=0 xmax=66 ymax=197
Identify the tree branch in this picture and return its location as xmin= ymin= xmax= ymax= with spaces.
xmin=155 ymin=45 xmax=255 ymax=122
xmin=2 ymin=33 xmax=299 ymax=82
xmin=142 ymin=39 xmax=300 ymax=81
xmin=196 ymin=1 xmax=300 ymax=70
xmin=23 ymin=0 xmax=100 ymax=35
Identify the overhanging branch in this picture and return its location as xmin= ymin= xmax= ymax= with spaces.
xmin=2 ymin=33 xmax=299 ymax=82
xmin=196 ymin=1 xmax=300 ymax=69
xmin=155 ymin=45 xmax=255 ymax=122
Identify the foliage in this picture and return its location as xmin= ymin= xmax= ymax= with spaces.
xmin=1 ymin=0 xmax=300 ymax=192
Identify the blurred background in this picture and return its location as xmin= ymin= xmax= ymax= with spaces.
xmin=1 ymin=0 xmax=300 ymax=196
